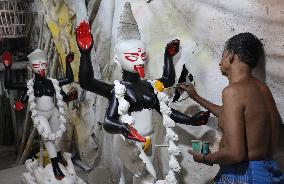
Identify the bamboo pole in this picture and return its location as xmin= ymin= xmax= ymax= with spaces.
xmin=39 ymin=137 xmax=43 ymax=168
xmin=88 ymin=0 xmax=102 ymax=26
xmin=44 ymin=31 xmax=51 ymax=55
xmin=8 ymin=91 xmax=18 ymax=144
xmin=16 ymin=111 xmax=31 ymax=163
xmin=47 ymin=41 xmax=54 ymax=65
xmin=19 ymin=127 xmax=37 ymax=164
xmin=37 ymin=15 xmax=44 ymax=49
xmin=50 ymin=52 xmax=58 ymax=78
xmin=16 ymin=62 xmax=33 ymax=163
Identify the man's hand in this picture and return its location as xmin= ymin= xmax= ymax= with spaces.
xmin=166 ymin=39 xmax=180 ymax=57
xmin=191 ymin=111 xmax=210 ymax=126
xmin=76 ymin=21 xmax=93 ymax=52
xmin=66 ymin=52 xmax=74 ymax=63
xmin=178 ymin=83 xmax=198 ymax=99
xmin=121 ymin=123 xmax=146 ymax=142
xmin=14 ymin=100 xmax=24 ymax=111
xmin=2 ymin=51 xmax=12 ymax=69
xmin=188 ymin=149 xmax=213 ymax=166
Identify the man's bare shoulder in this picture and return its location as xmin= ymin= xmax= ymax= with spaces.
xmin=221 ymin=83 xmax=247 ymax=109
xmin=222 ymin=83 xmax=241 ymax=99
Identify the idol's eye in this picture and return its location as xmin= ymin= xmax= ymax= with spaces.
xmin=32 ymin=64 xmax=40 ymax=68
xmin=41 ymin=63 xmax=48 ymax=67
xmin=141 ymin=52 xmax=146 ymax=61
xmin=124 ymin=53 xmax=139 ymax=62
xmin=125 ymin=55 xmax=137 ymax=62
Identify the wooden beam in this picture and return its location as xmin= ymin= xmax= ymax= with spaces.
xmin=0 ymin=61 xmax=28 ymax=71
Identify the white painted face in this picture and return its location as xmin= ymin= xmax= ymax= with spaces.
xmin=31 ymin=59 xmax=48 ymax=77
xmin=115 ymin=40 xmax=147 ymax=78
xmin=28 ymin=49 xmax=48 ymax=78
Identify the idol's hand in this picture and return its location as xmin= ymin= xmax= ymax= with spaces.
xmin=2 ymin=51 xmax=12 ymax=69
xmin=166 ymin=39 xmax=180 ymax=57
xmin=66 ymin=52 xmax=74 ymax=63
xmin=14 ymin=100 xmax=24 ymax=111
xmin=76 ymin=21 xmax=93 ymax=53
xmin=121 ymin=123 xmax=146 ymax=142
xmin=67 ymin=90 xmax=78 ymax=101
xmin=191 ymin=111 xmax=210 ymax=126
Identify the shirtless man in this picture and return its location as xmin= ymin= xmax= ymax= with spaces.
xmin=179 ymin=32 xmax=284 ymax=183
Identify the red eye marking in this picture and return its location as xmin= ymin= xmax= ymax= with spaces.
xmin=138 ymin=48 xmax=141 ymax=52
xmin=124 ymin=52 xmax=139 ymax=62
xmin=141 ymin=52 xmax=146 ymax=61
xmin=32 ymin=64 xmax=40 ymax=68
xmin=124 ymin=53 xmax=139 ymax=56
xmin=125 ymin=56 xmax=137 ymax=62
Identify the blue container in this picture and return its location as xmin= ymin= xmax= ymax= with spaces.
xmin=202 ymin=141 xmax=210 ymax=155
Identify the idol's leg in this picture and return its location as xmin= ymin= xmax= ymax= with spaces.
xmin=49 ymin=108 xmax=67 ymax=166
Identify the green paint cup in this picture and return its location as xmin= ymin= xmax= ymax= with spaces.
xmin=191 ymin=140 xmax=202 ymax=153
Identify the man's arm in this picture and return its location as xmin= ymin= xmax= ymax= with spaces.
xmin=179 ymin=84 xmax=221 ymax=117
xmin=191 ymin=86 xmax=247 ymax=165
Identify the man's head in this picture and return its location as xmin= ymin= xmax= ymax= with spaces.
xmin=114 ymin=39 xmax=147 ymax=78
xmin=27 ymin=49 xmax=48 ymax=78
xmin=219 ymin=32 xmax=263 ymax=76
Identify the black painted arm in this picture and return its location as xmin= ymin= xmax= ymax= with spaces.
xmin=61 ymin=89 xmax=69 ymax=102
xmin=152 ymin=80 xmax=210 ymax=126
xmin=79 ymin=51 xmax=113 ymax=99
xmin=155 ymin=102 xmax=209 ymax=126
xmin=153 ymin=98 xmax=192 ymax=125
xmin=170 ymin=108 xmax=195 ymax=125
xmin=103 ymin=90 xmax=129 ymax=134
xmin=156 ymin=39 xmax=180 ymax=88
xmin=157 ymin=51 xmax=175 ymax=88
xmin=58 ymin=60 xmax=74 ymax=86
xmin=4 ymin=68 xmax=27 ymax=90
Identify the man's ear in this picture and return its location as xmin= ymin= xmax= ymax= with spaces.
xmin=228 ymin=52 xmax=234 ymax=64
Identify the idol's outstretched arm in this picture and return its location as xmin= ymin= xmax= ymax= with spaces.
xmin=104 ymin=90 xmax=146 ymax=142
xmin=76 ymin=21 xmax=113 ymax=99
xmin=2 ymin=51 xmax=28 ymax=111
xmin=157 ymin=39 xmax=180 ymax=88
xmin=13 ymin=91 xmax=28 ymax=111
xmin=170 ymin=109 xmax=210 ymax=126
xmin=2 ymin=51 xmax=27 ymax=90
xmin=58 ymin=52 xmax=74 ymax=86
xmin=153 ymin=94 xmax=210 ymax=126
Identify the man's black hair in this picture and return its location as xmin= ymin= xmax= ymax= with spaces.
xmin=225 ymin=32 xmax=263 ymax=68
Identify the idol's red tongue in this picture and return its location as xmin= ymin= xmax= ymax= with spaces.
xmin=134 ymin=65 xmax=145 ymax=78
xmin=39 ymin=70 xmax=45 ymax=78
